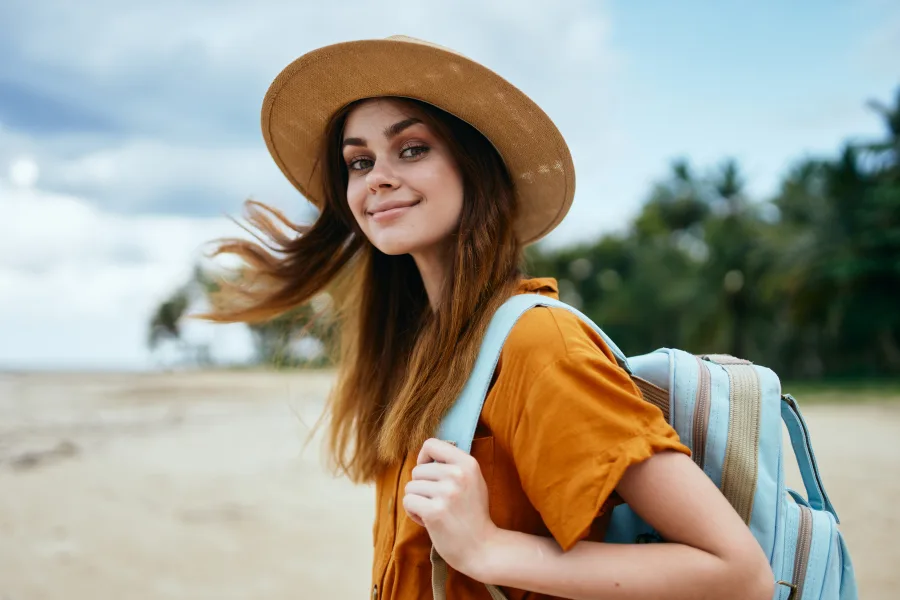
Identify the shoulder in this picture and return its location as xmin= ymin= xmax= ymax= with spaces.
xmin=499 ymin=304 xmax=619 ymax=376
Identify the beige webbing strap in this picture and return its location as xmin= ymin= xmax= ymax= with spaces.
xmin=632 ymin=376 xmax=671 ymax=422
xmin=716 ymin=362 xmax=762 ymax=524
xmin=430 ymin=546 xmax=508 ymax=600
xmin=700 ymin=353 xmax=752 ymax=366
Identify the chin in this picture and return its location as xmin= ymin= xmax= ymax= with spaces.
xmin=374 ymin=242 xmax=414 ymax=256
xmin=369 ymin=235 xmax=418 ymax=256
xmin=369 ymin=232 xmax=443 ymax=257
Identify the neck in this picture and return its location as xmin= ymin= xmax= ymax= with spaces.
xmin=412 ymin=244 xmax=452 ymax=311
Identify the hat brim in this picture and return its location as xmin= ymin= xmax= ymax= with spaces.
xmin=261 ymin=37 xmax=575 ymax=245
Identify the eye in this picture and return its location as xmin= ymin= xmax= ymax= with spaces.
xmin=400 ymin=144 xmax=429 ymax=159
xmin=347 ymin=156 xmax=374 ymax=172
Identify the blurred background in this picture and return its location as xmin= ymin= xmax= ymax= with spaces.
xmin=1 ymin=0 xmax=898 ymax=598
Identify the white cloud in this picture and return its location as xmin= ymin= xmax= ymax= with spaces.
xmin=0 ymin=126 xmax=309 ymax=217
xmin=0 ymin=176 xmax=258 ymax=369
xmin=3 ymin=1 xmax=617 ymax=101
xmin=8 ymin=157 xmax=39 ymax=188
xmin=50 ymin=139 xmax=300 ymax=215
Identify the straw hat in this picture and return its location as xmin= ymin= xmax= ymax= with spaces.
xmin=261 ymin=35 xmax=575 ymax=245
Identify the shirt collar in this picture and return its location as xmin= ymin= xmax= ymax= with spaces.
xmin=516 ymin=277 xmax=559 ymax=299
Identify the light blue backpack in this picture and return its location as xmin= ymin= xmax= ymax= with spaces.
xmin=434 ymin=294 xmax=858 ymax=600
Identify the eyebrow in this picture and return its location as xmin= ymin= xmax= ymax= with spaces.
xmin=342 ymin=117 xmax=423 ymax=149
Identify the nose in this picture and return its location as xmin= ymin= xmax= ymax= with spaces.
xmin=365 ymin=161 xmax=400 ymax=193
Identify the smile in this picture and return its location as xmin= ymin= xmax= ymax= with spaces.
xmin=368 ymin=200 xmax=421 ymax=222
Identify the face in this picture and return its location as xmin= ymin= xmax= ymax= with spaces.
xmin=341 ymin=99 xmax=465 ymax=258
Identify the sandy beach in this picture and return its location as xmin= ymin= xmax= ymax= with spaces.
xmin=1 ymin=370 xmax=897 ymax=599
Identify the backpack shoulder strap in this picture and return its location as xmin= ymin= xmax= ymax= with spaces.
xmin=432 ymin=294 xmax=634 ymax=600
xmin=436 ymin=293 xmax=631 ymax=453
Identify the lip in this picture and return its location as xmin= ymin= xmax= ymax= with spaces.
xmin=367 ymin=199 xmax=420 ymax=222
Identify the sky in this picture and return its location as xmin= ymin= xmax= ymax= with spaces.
xmin=1 ymin=0 xmax=898 ymax=370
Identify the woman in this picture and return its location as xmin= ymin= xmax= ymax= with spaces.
xmin=204 ymin=36 xmax=774 ymax=600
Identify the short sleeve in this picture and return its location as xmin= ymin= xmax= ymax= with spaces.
xmin=509 ymin=343 xmax=690 ymax=552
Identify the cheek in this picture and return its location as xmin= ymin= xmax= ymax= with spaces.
xmin=440 ymin=166 xmax=465 ymax=220
xmin=346 ymin=178 xmax=367 ymax=220
xmin=420 ymin=162 xmax=464 ymax=218
xmin=450 ymin=172 xmax=464 ymax=212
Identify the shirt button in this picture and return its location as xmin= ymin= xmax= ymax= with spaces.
xmin=372 ymin=584 xmax=379 ymax=599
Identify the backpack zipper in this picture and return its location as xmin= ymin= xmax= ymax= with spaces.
xmin=791 ymin=505 xmax=813 ymax=600
xmin=692 ymin=357 xmax=712 ymax=469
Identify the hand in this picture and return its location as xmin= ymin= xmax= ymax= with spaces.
xmin=403 ymin=438 xmax=499 ymax=578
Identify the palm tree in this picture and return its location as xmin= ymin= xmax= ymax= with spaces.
xmin=772 ymin=85 xmax=900 ymax=375
xmin=147 ymin=264 xmax=338 ymax=369
xmin=861 ymin=86 xmax=900 ymax=179
xmin=147 ymin=265 xmax=213 ymax=367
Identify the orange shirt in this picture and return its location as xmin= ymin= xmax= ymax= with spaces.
xmin=370 ymin=278 xmax=690 ymax=599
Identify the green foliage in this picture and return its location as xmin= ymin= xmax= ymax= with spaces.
xmin=528 ymin=86 xmax=900 ymax=379
xmin=148 ymin=288 xmax=191 ymax=350
xmin=245 ymin=299 xmax=339 ymax=369
xmin=147 ymin=265 xmax=338 ymax=369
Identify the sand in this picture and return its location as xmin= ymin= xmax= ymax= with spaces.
xmin=0 ymin=370 xmax=897 ymax=599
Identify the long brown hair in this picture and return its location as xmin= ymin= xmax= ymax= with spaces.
xmin=202 ymin=98 xmax=524 ymax=482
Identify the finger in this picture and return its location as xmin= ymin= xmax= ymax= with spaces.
xmin=411 ymin=461 xmax=460 ymax=482
xmin=404 ymin=479 xmax=443 ymax=499
xmin=403 ymin=491 xmax=437 ymax=526
xmin=406 ymin=510 xmax=424 ymax=527
xmin=402 ymin=492 xmax=426 ymax=526
xmin=417 ymin=438 xmax=466 ymax=466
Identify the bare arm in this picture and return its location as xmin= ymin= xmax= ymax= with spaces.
xmin=405 ymin=440 xmax=773 ymax=600
xmin=470 ymin=451 xmax=774 ymax=600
